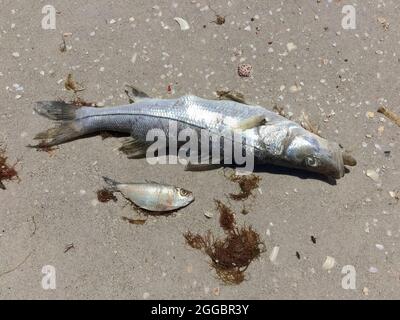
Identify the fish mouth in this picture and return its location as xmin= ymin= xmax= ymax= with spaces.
xmin=333 ymin=147 xmax=345 ymax=179
xmin=326 ymin=146 xmax=357 ymax=179
xmin=318 ymin=141 xmax=346 ymax=179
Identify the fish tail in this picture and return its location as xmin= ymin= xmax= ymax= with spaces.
xmin=31 ymin=101 xmax=85 ymax=147
xmin=102 ymin=176 xmax=120 ymax=191
xmin=34 ymin=101 xmax=78 ymax=120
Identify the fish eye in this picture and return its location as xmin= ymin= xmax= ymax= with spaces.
xmin=179 ymin=188 xmax=190 ymax=197
xmin=305 ymin=156 xmax=319 ymax=167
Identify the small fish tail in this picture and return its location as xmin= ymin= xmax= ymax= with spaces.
xmin=102 ymin=176 xmax=120 ymax=191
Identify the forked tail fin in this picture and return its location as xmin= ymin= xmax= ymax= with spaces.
xmin=31 ymin=101 xmax=84 ymax=147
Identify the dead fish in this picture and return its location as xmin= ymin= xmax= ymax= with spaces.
xmin=103 ymin=177 xmax=194 ymax=212
xmin=32 ymin=91 xmax=356 ymax=179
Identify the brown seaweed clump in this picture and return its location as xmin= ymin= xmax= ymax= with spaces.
xmin=184 ymin=226 xmax=264 ymax=285
xmin=70 ymin=96 xmax=96 ymax=107
xmin=0 ymin=146 xmax=19 ymax=190
xmin=215 ymin=200 xmax=235 ymax=231
xmin=184 ymin=201 xmax=265 ymax=284
xmin=97 ymin=188 xmax=117 ymax=203
xmin=226 ymin=173 xmax=261 ymax=201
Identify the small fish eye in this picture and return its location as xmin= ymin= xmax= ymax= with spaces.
xmin=179 ymin=188 xmax=190 ymax=197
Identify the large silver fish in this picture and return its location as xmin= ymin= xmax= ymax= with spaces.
xmin=33 ymin=93 xmax=356 ymax=179
xmin=103 ymin=177 xmax=194 ymax=212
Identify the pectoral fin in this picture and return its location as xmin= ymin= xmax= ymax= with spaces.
xmin=232 ymin=115 xmax=267 ymax=131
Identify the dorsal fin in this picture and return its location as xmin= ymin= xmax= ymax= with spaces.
xmin=124 ymin=85 xmax=150 ymax=103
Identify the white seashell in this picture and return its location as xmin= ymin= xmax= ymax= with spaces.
xmin=286 ymin=42 xmax=297 ymax=52
xmin=369 ymin=266 xmax=378 ymax=273
xmin=174 ymin=17 xmax=190 ymax=31
xmin=322 ymin=256 xmax=336 ymax=270
xmin=366 ymin=169 xmax=380 ymax=182
xmin=204 ymin=211 xmax=213 ymax=219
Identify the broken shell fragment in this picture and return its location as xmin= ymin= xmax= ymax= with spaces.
xmin=204 ymin=211 xmax=213 ymax=219
xmin=174 ymin=17 xmax=190 ymax=31
xmin=366 ymin=169 xmax=380 ymax=182
xmin=322 ymin=256 xmax=336 ymax=270
xmin=269 ymin=246 xmax=280 ymax=263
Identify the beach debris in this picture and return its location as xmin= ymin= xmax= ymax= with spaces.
xmin=65 ymin=73 xmax=85 ymax=93
xmin=64 ymin=243 xmax=75 ymax=253
xmin=0 ymin=146 xmax=19 ymax=190
xmin=216 ymin=90 xmax=247 ymax=104
xmin=369 ymin=266 xmax=378 ymax=273
xmin=216 ymin=200 xmax=236 ymax=231
xmin=311 ymin=235 xmax=317 ymax=244
xmin=174 ymin=17 xmax=190 ymax=30
xmin=184 ymin=225 xmax=264 ymax=284
xmin=296 ymin=251 xmax=301 ymax=260
xmin=322 ymin=256 xmax=336 ymax=270
xmin=377 ymin=106 xmax=400 ymax=127
xmin=70 ymin=97 xmax=97 ymax=107
xmin=377 ymin=17 xmax=389 ymax=31
xmin=0 ymin=252 xmax=32 ymax=278
xmin=184 ymin=202 xmax=264 ymax=284
xmin=59 ymin=35 xmax=67 ymax=52
xmin=269 ymin=246 xmax=280 ymax=263
xmin=366 ymin=111 xmax=375 ymax=119
xmin=389 ymin=191 xmax=399 ymax=201
xmin=289 ymin=84 xmax=302 ymax=93
xmin=273 ymin=104 xmax=289 ymax=118
xmin=362 ymin=287 xmax=369 ymax=296
xmin=226 ymin=173 xmax=261 ymax=201
xmin=366 ymin=169 xmax=380 ymax=182
xmin=286 ymin=42 xmax=297 ymax=52
xmin=204 ymin=211 xmax=214 ymax=219
xmin=97 ymin=188 xmax=117 ymax=203
xmin=299 ymin=111 xmax=321 ymax=136
xmin=103 ymin=177 xmax=194 ymax=212
xmin=237 ymin=64 xmax=252 ymax=77
xmin=30 ymin=216 xmax=37 ymax=237
xmin=121 ymin=216 xmax=147 ymax=225
xmin=209 ymin=5 xmax=226 ymax=25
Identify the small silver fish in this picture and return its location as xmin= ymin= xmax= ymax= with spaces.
xmin=103 ymin=177 xmax=194 ymax=212
xmin=33 ymin=91 xmax=356 ymax=179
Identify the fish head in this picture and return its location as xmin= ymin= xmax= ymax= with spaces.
xmin=173 ymin=187 xmax=195 ymax=208
xmin=283 ymin=130 xmax=354 ymax=179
